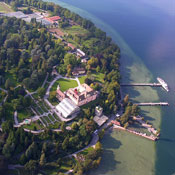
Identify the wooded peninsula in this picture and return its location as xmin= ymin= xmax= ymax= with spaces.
xmin=0 ymin=0 xmax=145 ymax=174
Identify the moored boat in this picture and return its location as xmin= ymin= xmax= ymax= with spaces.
xmin=157 ymin=77 xmax=169 ymax=92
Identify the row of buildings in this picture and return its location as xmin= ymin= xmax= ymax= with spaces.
xmin=1 ymin=10 xmax=89 ymax=65
xmin=1 ymin=11 xmax=61 ymax=26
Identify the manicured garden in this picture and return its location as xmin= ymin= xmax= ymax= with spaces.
xmin=17 ymin=109 xmax=33 ymax=122
xmin=78 ymin=76 xmax=87 ymax=84
xmin=51 ymin=78 xmax=78 ymax=92
xmin=91 ymin=72 xmax=105 ymax=83
xmin=23 ymin=120 xmax=43 ymax=130
xmin=78 ymin=72 xmax=105 ymax=84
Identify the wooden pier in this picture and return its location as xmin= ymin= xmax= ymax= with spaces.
xmin=121 ymin=83 xmax=161 ymax=87
xmin=113 ymin=124 xmax=158 ymax=141
xmin=135 ymin=102 xmax=169 ymax=106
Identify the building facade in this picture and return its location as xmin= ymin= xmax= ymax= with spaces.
xmin=66 ymin=84 xmax=98 ymax=106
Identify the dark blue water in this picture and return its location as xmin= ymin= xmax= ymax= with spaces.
xmin=45 ymin=0 xmax=175 ymax=174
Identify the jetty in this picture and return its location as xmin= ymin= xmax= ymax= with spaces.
xmin=135 ymin=102 xmax=169 ymax=106
xmin=121 ymin=83 xmax=161 ymax=87
xmin=121 ymin=77 xmax=169 ymax=92
xmin=112 ymin=124 xmax=158 ymax=141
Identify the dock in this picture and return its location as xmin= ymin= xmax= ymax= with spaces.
xmin=113 ymin=124 xmax=158 ymax=141
xmin=121 ymin=77 xmax=169 ymax=92
xmin=121 ymin=83 xmax=161 ymax=87
xmin=135 ymin=102 xmax=169 ymax=106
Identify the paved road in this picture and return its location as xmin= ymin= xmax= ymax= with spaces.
xmin=68 ymin=133 xmax=99 ymax=158
xmin=0 ymin=87 xmax=7 ymax=93
xmin=45 ymin=74 xmax=62 ymax=99
xmin=42 ymin=72 xmax=49 ymax=88
xmin=75 ymin=77 xmax=81 ymax=87
xmin=14 ymin=111 xmax=18 ymax=125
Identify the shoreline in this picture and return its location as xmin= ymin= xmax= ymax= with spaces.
xmin=49 ymin=1 xmax=162 ymax=175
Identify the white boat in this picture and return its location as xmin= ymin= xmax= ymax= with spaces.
xmin=157 ymin=77 xmax=169 ymax=92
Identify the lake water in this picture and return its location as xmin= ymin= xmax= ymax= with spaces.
xmin=45 ymin=0 xmax=175 ymax=174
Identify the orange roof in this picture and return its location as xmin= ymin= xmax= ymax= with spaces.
xmin=45 ymin=16 xmax=61 ymax=22
xmin=111 ymin=120 xmax=121 ymax=126
xmin=57 ymin=89 xmax=65 ymax=96
xmin=68 ymin=43 xmax=76 ymax=50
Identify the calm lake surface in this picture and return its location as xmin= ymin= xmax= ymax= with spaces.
xmin=45 ymin=0 xmax=175 ymax=174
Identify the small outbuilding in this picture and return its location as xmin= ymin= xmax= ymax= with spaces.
xmin=72 ymin=67 xmax=86 ymax=76
xmin=93 ymin=115 xmax=108 ymax=127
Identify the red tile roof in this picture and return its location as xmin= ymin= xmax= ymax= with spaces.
xmin=68 ymin=43 xmax=76 ymax=50
xmin=111 ymin=120 xmax=121 ymax=126
xmin=45 ymin=16 xmax=61 ymax=23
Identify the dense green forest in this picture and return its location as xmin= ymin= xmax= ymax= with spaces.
xmin=0 ymin=0 xmax=121 ymax=174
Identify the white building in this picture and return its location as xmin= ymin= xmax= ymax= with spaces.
xmin=95 ymin=106 xmax=103 ymax=117
xmin=76 ymin=49 xmax=85 ymax=57
xmin=3 ymin=11 xmax=27 ymax=19
xmin=56 ymin=98 xmax=80 ymax=118
xmin=93 ymin=115 xmax=108 ymax=127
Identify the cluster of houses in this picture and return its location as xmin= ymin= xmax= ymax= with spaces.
xmin=0 ymin=10 xmax=61 ymax=26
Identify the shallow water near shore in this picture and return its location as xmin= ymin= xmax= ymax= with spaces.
xmin=44 ymin=0 xmax=175 ymax=174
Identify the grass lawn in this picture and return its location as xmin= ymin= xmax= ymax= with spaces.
xmin=48 ymin=114 xmax=55 ymax=122
xmin=53 ymin=113 xmax=60 ymax=121
xmin=78 ymin=76 xmax=87 ymax=84
xmin=82 ymin=38 xmax=99 ymax=49
xmin=79 ymin=72 xmax=104 ymax=84
xmin=64 ymin=25 xmax=89 ymax=36
xmin=38 ymin=102 xmax=48 ymax=113
xmin=35 ymin=106 xmax=43 ymax=115
xmin=44 ymin=115 xmax=52 ymax=124
xmin=66 ymin=38 xmax=80 ymax=48
xmin=23 ymin=121 xmax=41 ymax=130
xmin=0 ymin=2 xmax=13 ymax=13
xmin=91 ymin=72 xmax=105 ymax=84
xmin=42 ymin=116 xmax=51 ymax=125
xmin=79 ymin=146 xmax=94 ymax=156
xmin=40 ymin=117 xmax=47 ymax=126
xmin=51 ymin=78 xmax=78 ymax=92
xmin=43 ymin=101 xmax=50 ymax=110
